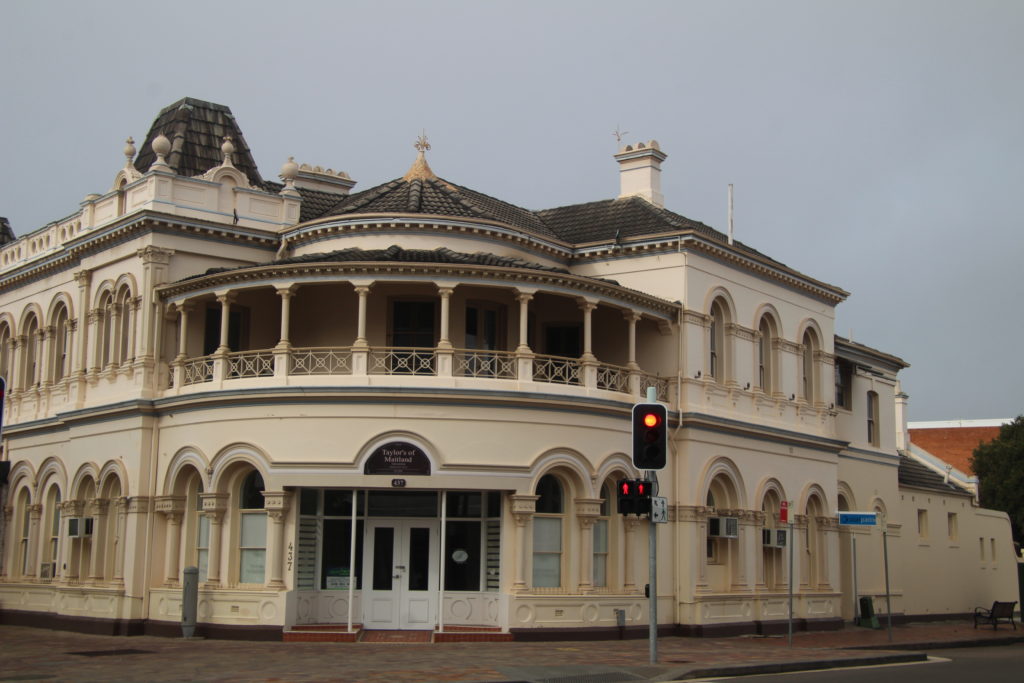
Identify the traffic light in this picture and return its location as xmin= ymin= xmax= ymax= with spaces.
xmin=632 ymin=402 xmax=667 ymax=470
xmin=616 ymin=478 xmax=652 ymax=516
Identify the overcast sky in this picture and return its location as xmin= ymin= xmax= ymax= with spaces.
xmin=1 ymin=0 xmax=1020 ymax=421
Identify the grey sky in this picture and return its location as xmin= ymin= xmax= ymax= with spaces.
xmin=1 ymin=0 xmax=1020 ymax=421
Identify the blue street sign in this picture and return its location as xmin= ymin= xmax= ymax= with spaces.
xmin=838 ymin=511 xmax=877 ymax=526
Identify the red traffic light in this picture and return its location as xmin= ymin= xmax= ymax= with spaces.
xmin=642 ymin=412 xmax=660 ymax=428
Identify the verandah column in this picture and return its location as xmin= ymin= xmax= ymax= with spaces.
xmin=436 ymin=286 xmax=454 ymax=377
xmin=625 ymin=311 xmax=642 ymax=395
xmin=578 ymin=298 xmax=599 ymax=388
xmin=274 ymin=285 xmax=296 ymax=379
xmin=212 ymin=291 xmax=234 ymax=383
xmin=514 ymin=290 xmax=535 ymax=382
xmin=351 ymin=282 xmax=373 ymax=375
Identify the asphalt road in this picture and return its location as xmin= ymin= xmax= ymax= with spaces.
xmin=695 ymin=643 xmax=1024 ymax=682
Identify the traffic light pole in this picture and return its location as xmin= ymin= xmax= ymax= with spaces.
xmin=648 ymin=469 xmax=658 ymax=665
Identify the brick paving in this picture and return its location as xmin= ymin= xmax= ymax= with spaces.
xmin=0 ymin=620 xmax=1021 ymax=682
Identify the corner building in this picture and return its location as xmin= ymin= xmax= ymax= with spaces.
xmin=0 ymin=98 xmax=1016 ymax=639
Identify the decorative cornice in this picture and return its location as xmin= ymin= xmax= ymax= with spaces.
xmin=726 ymin=323 xmax=756 ymax=342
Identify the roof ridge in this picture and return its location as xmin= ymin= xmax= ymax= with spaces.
xmin=430 ymin=178 xmax=488 ymax=218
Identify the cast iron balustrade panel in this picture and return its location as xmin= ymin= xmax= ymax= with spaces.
xmin=182 ymin=356 xmax=214 ymax=385
xmin=595 ymin=362 xmax=630 ymax=392
xmin=454 ymin=349 xmax=517 ymax=379
xmin=533 ymin=354 xmax=581 ymax=385
xmin=228 ymin=350 xmax=275 ymax=378
xmin=369 ymin=347 xmax=437 ymax=376
xmin=289 ymin=347 xmax=353 ymax=375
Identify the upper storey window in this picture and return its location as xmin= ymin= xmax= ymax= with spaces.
xmin=867 ymin=391 xmax=880 ymax=446
xmin=757 ymin=316 xmax=777 ymax=394
xmin=834 ymin=359 xmax=853 ymax=409
xmin=801 ymin=329 xmax=819 ymax=403
xmin=708 ymin=300 xmax=727 ymax=381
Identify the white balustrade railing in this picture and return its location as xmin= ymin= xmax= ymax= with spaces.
xmin=596 ymin=362 xmax=631 ymax=393
xmin=182 ymin=356 xmax=214 ymax=385
xmin=641 ymin=374 xmax=672 ymax=402
xmin=533 ymin=354 xmax=581 ymax=385
xmin=368 ymin=347 xmax=436 ymax=376
xmin=228 ymin=350 xmax=275 ymax=378
xmin=290 ymin=347 xmax=352 ymax=375
xmin=454 ymin=349 xmax=517 ymax=379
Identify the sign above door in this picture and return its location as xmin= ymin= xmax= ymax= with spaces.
xmin=365 ymin=441 xmax=431 ymax=476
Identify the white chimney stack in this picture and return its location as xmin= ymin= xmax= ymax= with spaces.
xmin=614 ymin=140 xmax=667 ymax=208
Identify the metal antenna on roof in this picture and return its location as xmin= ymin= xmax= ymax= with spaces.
xmin=613 ymin=125 xmax=629 ymax=143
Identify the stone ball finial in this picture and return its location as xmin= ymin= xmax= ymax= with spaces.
xmin=123 ymin=137 xmax=137 ymax=162
xmin=280 ymin=156 xmax=299 ymax=181
xmin=152 ymin=133 xmax=171 ymax=159
xmin=221 ymin=136 xmax=235 ymax=162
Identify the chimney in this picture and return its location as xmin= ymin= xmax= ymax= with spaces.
xmin=614 ymin=140 xmax=667 ymax=207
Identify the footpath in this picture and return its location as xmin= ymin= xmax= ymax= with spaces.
xmin=0 ymin=619 xmax=1022 ymax=683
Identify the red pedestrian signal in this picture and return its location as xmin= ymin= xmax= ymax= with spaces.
xmin=616 ymin=477 xmax=653 ymax=517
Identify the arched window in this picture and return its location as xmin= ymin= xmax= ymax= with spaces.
xmin=16 ymin=488 xmax=32 ymax=577
xmin=760 ymin=488 xmax=784 ymax=590
xmin=22 ymin=314 xmax=40 ymax=387
xmin=709 ymin=299 xmax=727 ymax=381
xmin=101 ymin=478 xmax=121 ymax=582
xmin=801 ymin=329 xmax=819 ymax=403
xmin=238 ymin=470 xmax=266 ymax=584
xmin=532 ymin=474 xmax=564 ymax=588
xmin=42 ymin=485 xmax=61 ymax=580
xmin=98 ymin=291 xmax=114 ymax=369
xmin=0 ymin=321 xmax=12 ymax=382
xmin=593 ymin=481 xmax=612 ymax=588
xmin=757 ymin=316 xmax=777 ymax=394
xmin=116 ymin=286 xmax=133 ymax=364
xmin=805 ymin=494 xmax=827 ymax=588
xmin=52 ymin=304 xmax=70 ymax=382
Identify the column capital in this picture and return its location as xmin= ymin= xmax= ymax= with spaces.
xmin=623 ymin=310 xmax=642 ymax=323
xmin=87 ymin=498 xmax=110 ymax=516
xmin=576 ymin=298 xmax=599 ymax=312
xmin=573 ymin=498 xmax=603 ymax=521
xmin=136 ymin=246 xmax=175 ymax=265
xmin=28 ymin=503 xmax=43 ymax=518
xmin=436 ymin=285 xmax=455 ymax=297
xmin=126 ymin=496 xmax=152 ymax=514
xmin=74 ymin=269 xmax=92 ymax=287
xmin=154 ymin=495 xmax=187 ymax=515
xmin=275 ymin=284 xmax=298 ymax=297
xmin=262 ymin=490 xmax=290 ymax=514
xmin=214 ymin=291 xmax=236 ymax=305
xmin=510 ymin=494 xmax=538 ymax=526
xmin=200 ymin=492 xmax=229 ymax=514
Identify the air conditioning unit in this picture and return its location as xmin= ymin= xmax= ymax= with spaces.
xmin=762 ymin=528 xmax=788 ymax=548
xmin=708 ymin=516 xmax=739 ymax=539
xmin=39 ymin=562 xmax=54 ymax=579
xmin=67 ymin=517 xmax=94 ymax=538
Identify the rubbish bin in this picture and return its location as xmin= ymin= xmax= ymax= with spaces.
xmin=858 ymin=596 xmax=880 ymax=629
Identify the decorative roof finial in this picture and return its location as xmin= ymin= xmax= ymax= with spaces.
xmin=403 ymin=130 xmax=437 ymax=182
xmin=221 ymin=136 xmax=236 ymax=167
xmin=123 ymin=137 xmax=137 ymax=166
xmin=414 ymin=130 xmax=430 ymax=154
xmin=613 ymin=125 xmax=629 ymax=143
xmin=151 ymin=133 xmax=172 ymax=172
xmin=279 ymin=156 xmax=300 ymax=197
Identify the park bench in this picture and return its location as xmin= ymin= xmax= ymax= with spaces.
xmin=973 ymin=600 xmax=1017 ymax=630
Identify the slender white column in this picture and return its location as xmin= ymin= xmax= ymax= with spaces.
xmin=176 ymin=304 xmax=191 ymax=360
xmin=578 ymin=300 xmax=597 ymax=362
xmin=216 ymin=293 xmax=233 ymax=354
xmin=625 ymin=311 xmax=640 ymax=369
xmin=354 ymin=286 xmax=371 ymax=348
xmin=510 ymin=495 xmax=538 ymax=591
xmin=437 ymin=287 xmax=453 ymax=349
xmin=276 ymin=287 xmax=295 ymax=349
xmin=515 ymin=293 xmax=533 ymax=353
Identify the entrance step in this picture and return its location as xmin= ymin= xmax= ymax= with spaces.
xmin=284 ymin=624 xmax=362 ymax=642
xmin=360 ymin=630 xmax=433 ymax=643
xmin=434 ymin=626 xmax=513 ymax=643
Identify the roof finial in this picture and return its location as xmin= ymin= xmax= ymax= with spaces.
xmin=414 ymin=130 xmax=430 ymax=154
xmin=150 ymin=133 xmax=172 ymax=172
xmin=123 ymin=137 xmax=137 ymax=166
xmin=613 ymin=125 xmax=629 ymax=143
xmin=403 ymin=130 xmax=437 ymax=181
xmin=221 ymin=136 xmax=236 ymax=167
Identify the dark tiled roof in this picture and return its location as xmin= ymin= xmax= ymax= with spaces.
xmin=263 ymin=181 xmax=349 ymax=224
xmin=538 ymin=197 xmax=790 ymax=267
xmin=134 ymin=97 xmax=264 ymax=187
xmin=320 ymin=177 xmax=558 ymax=239
xmin=273 ymin=244 xmax=573 ymax=274
xmin=898 ymin=454 xmax=970 ymax=495
xmin=188 ymin=245 xmax=582 ymax=282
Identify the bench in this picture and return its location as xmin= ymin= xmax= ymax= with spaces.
xmin=973 ymin=601 xmax=1017 ymax=630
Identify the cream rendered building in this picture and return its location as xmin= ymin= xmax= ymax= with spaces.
xmin=0 ymin=98 xmax=1016 ymax=640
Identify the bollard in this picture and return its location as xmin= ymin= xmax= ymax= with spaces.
xmin=182 ymin=566 xmax=199 ymax=638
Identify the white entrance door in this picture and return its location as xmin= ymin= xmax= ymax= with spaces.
xmin=362 ymin=519 xmax=438 ymax=630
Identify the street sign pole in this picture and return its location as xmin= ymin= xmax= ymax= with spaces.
xmin=787 ymin=512 xmax=794 ymax=647
xmin=645 ymin=386 xmax=658 ymax=665
xmin=852 ymin=536 xmax=859 ymax=624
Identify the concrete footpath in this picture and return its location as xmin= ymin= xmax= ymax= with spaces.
xmin=0 ymin=620 xmax=1022 ymax=683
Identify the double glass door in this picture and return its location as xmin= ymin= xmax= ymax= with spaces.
xmin=362 ymin=519 xmax=438 ymax=630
